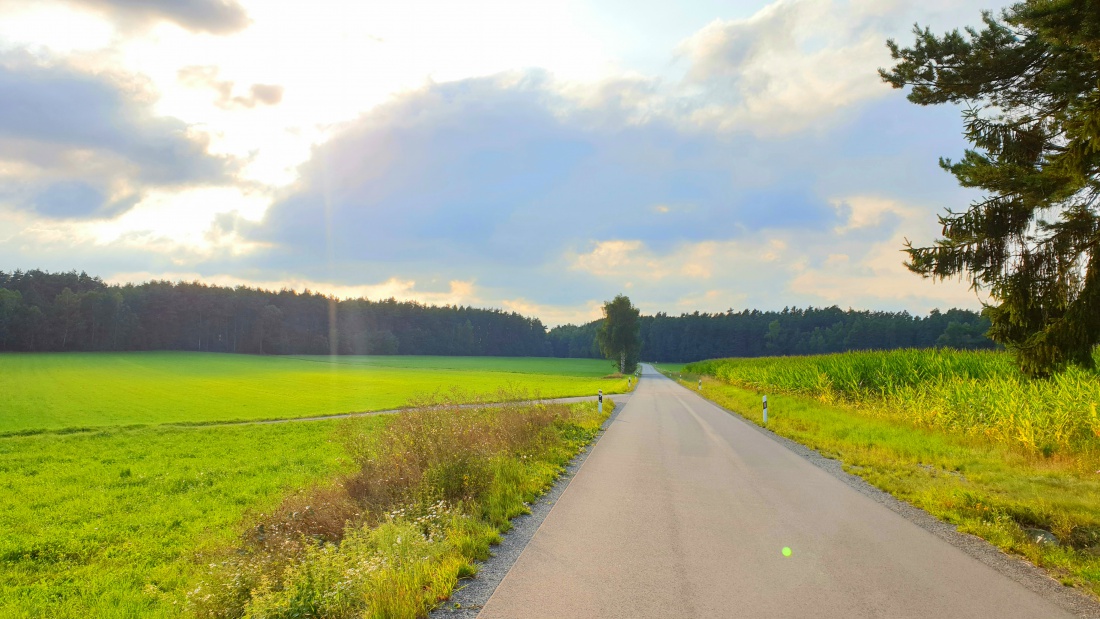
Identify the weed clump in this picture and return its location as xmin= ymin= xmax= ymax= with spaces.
xmin=189 ymin=389 xmax=606 ymax=619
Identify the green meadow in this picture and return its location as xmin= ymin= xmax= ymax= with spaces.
xmin=0 ymin=419 xmax=372 ymax=618
xmin=0 ymin=353 xmax=622 ymax=617
xmin=0 ymin=352 xmax=627 ymax=433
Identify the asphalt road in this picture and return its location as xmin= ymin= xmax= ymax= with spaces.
xmin=476 ymin=364 xmax=1079 ymax=619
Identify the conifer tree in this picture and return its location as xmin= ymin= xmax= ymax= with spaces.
xmin=881 ymin=0 xmax=1100 ymax=375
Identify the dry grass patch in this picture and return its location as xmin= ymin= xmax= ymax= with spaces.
xmin=189 ymin=390 xmax=607 ymax=619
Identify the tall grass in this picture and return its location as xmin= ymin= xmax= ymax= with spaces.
xmin=688 ymin=349 xmax=1100 ymax=455
xmin=189 ymin=390 xmax=606 ymax=619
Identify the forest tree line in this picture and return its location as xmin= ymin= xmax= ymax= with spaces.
xmin=547 ymin=306 xmax=996 ymax=362
xmin=0 ymin=270 xmax=549 ymax=356
xmin=0 ymin=270 xmax=994 ymax=360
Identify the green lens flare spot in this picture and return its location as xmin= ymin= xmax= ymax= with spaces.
xmin=782 ymin=547 xmax=792 ymax=557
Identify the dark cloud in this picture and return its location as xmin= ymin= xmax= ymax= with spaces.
xmin=178 ymin=65 xmax=284 ymax=109
xmin=0 ymin=58 xmax=232 ymax=218
xmin=66 ymin=0 xmax=250 ymax=35
xmin=247 ymin=74 xmax=839 ymax=281
xmin=31 ymin=181 xmax=105 ymax=218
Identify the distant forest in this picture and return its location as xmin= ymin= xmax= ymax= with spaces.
xmin=0 ymin=270 xmax=548 ymax=356
xmin=0 ymin=270 xmax=995 ymax=361
xmin=548 ymin=307 xmax=996 ymax=363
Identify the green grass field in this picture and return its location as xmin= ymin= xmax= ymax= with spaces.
xmin=0 ymin=419 xmax=375 ymax=618
xmin=0 ymin=353 xmax=622 ymax=617
xmin=0 ymin=353 xmax=628 ymax=433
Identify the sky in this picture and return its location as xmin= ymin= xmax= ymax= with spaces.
xmin=0 ymin=0 xmax=1012 ymax=326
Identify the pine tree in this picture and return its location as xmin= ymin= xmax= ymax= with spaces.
xmin=881 ymin=0 xmax=1100 ymax=376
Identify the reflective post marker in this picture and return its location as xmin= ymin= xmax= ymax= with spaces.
xmin=697 ymin=378 xmax=702 ymax=391
xmin=598 ymin=389 xmax=603 ymax=414
xmin=763 ymin=395 xmax=768 ymax=425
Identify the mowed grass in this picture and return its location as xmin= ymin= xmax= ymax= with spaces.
xmin=0 ymin=419 xmax=380 ymax=618
xmin=0 ymin=352 xmax=627 ymax=433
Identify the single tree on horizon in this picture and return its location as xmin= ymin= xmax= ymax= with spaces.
xmin=596 ymin=294 xmax=641 ymax=374
xmin=881 ymin=0 xmax=1100 ymax=376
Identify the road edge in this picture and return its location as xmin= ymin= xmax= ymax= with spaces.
xmin=657 ymin=368 xmax=1100 ymax=619
xmin=428 ymin=395 xmax=629 ymax=618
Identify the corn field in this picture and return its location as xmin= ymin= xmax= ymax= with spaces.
xmin=687 ymin=349 xmax=1100 ymax=455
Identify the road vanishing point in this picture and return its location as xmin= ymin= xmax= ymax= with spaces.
xmin=475 ymin=364 xmax=1083 ymax=619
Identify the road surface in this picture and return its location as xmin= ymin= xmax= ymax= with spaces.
xmin=476 ymin=364 xmax=1080 ymax=618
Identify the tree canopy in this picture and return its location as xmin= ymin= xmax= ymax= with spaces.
xmin=0 ymin=270 xmax=549 ymax=356
xmin=596 ymin=295 xmax=641 ymax=373
xmin=880 ymin=0 xmax=1100 ymax=376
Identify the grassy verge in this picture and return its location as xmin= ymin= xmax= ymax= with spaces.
xmin=190 ymin=394 xmax=608 ymax=619
xmin=0 ymin=352 xmax=628 ymax=433
xmin=658 ymin=366 xmax=1100 ymax=598
xmin=687 ymin=349 xmax=1100 ymax=456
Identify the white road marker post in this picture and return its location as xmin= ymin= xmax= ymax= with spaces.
xmin=598 ymin=389 xmax=603 ymax=414
xmin=763 ymin=395 xmax=768 ymax=425
xmin=698 ymin=378 xmax=702 ymax=391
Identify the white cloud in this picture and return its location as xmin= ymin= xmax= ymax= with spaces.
xmin=0 ymin=3 xmax=115 ymax=53
xmin=570 ymin=236 xmax=790 ymax=282
xmin=86 ymin=186 xmax=270 ymax=250
xmin=0 ymin=53 xmax=234 ymax=221
xmin=562 ymin=192 xmax=984 ymax=316
xmin=177 ymin=65 xmax=284 ymax=110
xmin=790 ymin=194 xmax=985 ymax=310
xmin=500 ymin=298 xmax=603 ymax=327
xmin=675 ymin=0 xmax=893 ymax=134
xmin=830 ymin=195 xmax=912 ymax=233
xmin=668 ymin=289 xmax=749 ymax=313
xmin=102 ymin=271 xmax=480 ymax=305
